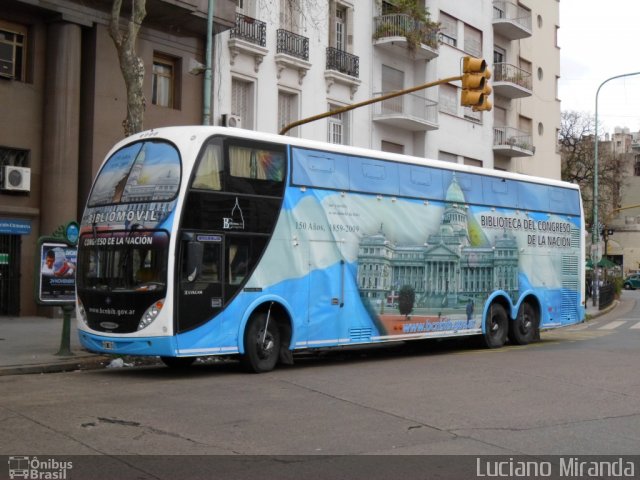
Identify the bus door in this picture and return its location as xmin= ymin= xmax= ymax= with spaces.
xmin=307 ymin=240 xmax=348 ymax=344
xmin=177 ymin=232 xmax=224 ymax=334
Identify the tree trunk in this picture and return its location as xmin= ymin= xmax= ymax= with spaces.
xmin=109 ymin=0 xmax=147 ymax=137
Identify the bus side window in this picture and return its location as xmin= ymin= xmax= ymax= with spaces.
xmin=201 ymin=243 xmax=221 ymax=282
xmin=228 ymin=241 xmax=249 ymax=285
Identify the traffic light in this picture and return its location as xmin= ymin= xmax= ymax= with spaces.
xmin=460 ymin=56 xmax=492 ymax=112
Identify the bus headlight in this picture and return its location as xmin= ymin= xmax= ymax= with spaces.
xmin=77 ymin=298 xmax=88 ymax=326
xmin=138 ymin=299 xmax=164 ymax=331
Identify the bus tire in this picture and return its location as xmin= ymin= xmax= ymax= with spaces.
xmin=483 ymin=303 xmax=508 ymax=348
xmin=241 ymin=313 xmax=281 ymax=373
xmin=160 ymin=356 xmax=196 ymax=369
xmin=509 ymin=302 xmax=538 ymax=345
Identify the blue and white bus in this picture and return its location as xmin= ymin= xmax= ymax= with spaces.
xmin=76 ymin=127 xmax=585 ymax=372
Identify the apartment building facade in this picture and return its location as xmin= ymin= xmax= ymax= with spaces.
xmin=214 ymin=0 xmax=560 ymax=176
xmin=0 ymin=0 xmax=561 ymax=316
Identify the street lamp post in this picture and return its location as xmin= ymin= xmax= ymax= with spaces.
xmin=592 ymin=72 xmax=640 ymax=306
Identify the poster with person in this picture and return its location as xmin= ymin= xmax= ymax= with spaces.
xmin=38 ymin=242 xmax=77 ymax=304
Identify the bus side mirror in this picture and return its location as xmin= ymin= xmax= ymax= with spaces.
xmin=186 ymin=242 xmax=203 ymax=282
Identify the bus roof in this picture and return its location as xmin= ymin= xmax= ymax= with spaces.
xmin=110 ymin=126 xmax=578 ymax=191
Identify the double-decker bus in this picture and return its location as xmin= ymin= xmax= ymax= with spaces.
xmin=76 ymin=127 xmax=585 ymax=372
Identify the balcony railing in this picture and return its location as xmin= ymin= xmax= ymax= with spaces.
xmin=326 ymin=47 xmax=359 ymax=78
xmin=494 ymin=63 xmax=532 ymax=90
xmin=493 ymin=126 xmax=534 ymax=155
xmin=373 ymin=14 xmax=439 ymax=50
xmin=372 ymin=91 xmax=438 ymax=131
xmin=492 ymin=1 xmax=532 ymax=39
xmin=276 ymin=29 xmax=309 ymax=61
xmin=493 ymin=1 xmax=532 ymax=30
xmin=230 ymin=13 xmax=266 ymax=47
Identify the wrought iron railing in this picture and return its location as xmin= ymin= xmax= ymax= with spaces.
xmin=326 ymin=47 xmax=359 ymax=78
xmin=373 ymin=91 xmax=438 ymax=125
xmin=276 ymin=29 xmax=309 ymax=61
xmin=493 ymin=63 xmax=532 ymax=90
xmin=493 ymin=126 xmax=534 ymax=152
xmin=492 ymin=0 xmax=532 ymax=31
xmin=230 ymin=13 xmax=266 ymax=47
xmin=373 ymin=13 xmax=439 ymax=50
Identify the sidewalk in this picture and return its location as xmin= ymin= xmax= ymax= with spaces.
xmin=0 ymin=299 xmax=622 ymax=376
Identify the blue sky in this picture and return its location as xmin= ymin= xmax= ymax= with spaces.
xmin=558 ymin=0 xmax=640 ymax=133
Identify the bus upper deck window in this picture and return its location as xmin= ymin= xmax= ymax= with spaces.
xmin=192 ymin=144 xmax=222 ymax=190
xmin=229 ymin=146 xmax=284 ymax=181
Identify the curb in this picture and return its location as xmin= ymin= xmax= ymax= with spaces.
xmin=0 ymin=355 xmax=113 ymax=376
xmin=585 ymin=299 xmax=619 ymax=321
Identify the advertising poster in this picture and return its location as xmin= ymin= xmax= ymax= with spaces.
xmin=38 ymin=242 xmax=77 ymax=304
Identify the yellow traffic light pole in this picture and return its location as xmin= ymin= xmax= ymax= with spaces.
xmin=279 ymin=56 xmax=491 ymax=136
xmin=280 ymin=75 xmax=462 ymax=136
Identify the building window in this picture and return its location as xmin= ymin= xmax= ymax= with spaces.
xmin=327 ymin=103 xmax=349 ymax=145
xmin=438 ymin=151 xmax=458 ymax=163
xmin=634 ymin=156 xmax=640 ymax=176
xmin=278 ymin=90 xmax=298 ymax=136
xmin=335 ymin=5 xmax=346 ymax=51
xmin=439 ymin=84 xmax=458 ymax=116
xmin=381 ymin=141 xmax=404 ymax=154
xmin=381 ymin=65 xmax=404 ymax=114
xmin=439 ymin=12 xmax=457 ymax=47
xmin=464 ymin=157 xmax=482 ymax=167
xmin=0 ymin=21 xmax=27 ymax=81
xmin=494 ymin=46 xmax=505 ymax=64
xmin=464 ymin=24 xmax=482 ymax=58
xmin=152 ymin=54 xmax=179 ymax=108
xmin=0 ymin=146 xmax=29 ymax=168
xmin=519 ymin=57 xmax=532 ymax=75
xmin=280 ymin=0 xmax=301 ymax=33
xmin=232 ymin=77 xmax=255 ymax=130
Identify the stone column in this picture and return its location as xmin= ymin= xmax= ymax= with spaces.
xmin=40 ymin=21 xmax=81 ymax=236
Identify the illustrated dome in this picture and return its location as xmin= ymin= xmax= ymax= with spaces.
xmin=445 ymin=174 xmax=465 ymax=204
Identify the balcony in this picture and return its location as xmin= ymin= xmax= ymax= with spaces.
xmin=373 ymin=14 xmax=439 ymax=61
xmin=228 ymin=13 xmax=268 ymax=72
xmin=493 ymin=63 xmax=532 ymax=99
xmin=493 ymin=127 xmax=535 ymax=157
xmin=492 ymin=1 xmax=532 ymax=40
xmin=325 ymin=47 xmax=361 ymax=99
xmin=275 ymin=29 xmax=311 ymax=84
xmin=372 ymin=92 xmax=439 ymax=131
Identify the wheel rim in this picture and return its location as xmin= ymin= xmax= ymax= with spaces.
xmin=256 ymin=327 xmax=275 ymax=360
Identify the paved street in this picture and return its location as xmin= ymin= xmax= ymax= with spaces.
xmin=1 ymin=293 xmax=639 ymax=479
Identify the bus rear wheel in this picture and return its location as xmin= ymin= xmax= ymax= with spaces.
xmin=509 ymin=302 xmax=538 ymax=345
xmin=484 ymin=303 xmax=508 ymax=348
xmin=160 ymin=356 xmax=196 ymax=369
xmin=241 ymin=313 xmax=281 ymax=373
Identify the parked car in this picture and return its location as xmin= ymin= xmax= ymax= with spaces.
xmin=623 ymin=274 xmax=640 ymax=290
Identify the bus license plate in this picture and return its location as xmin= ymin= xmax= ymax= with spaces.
xmin=102 ymin=341 xmax=115 ymax=350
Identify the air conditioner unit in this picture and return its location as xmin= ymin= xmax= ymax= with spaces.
xmin=223 ymin=114 xmax=242 ymax=128
xmin=2 ymin=166 xmax=31 ymax=192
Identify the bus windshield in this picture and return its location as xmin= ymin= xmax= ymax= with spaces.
xmin=88 ymin=141 xmax=180 ymax=206
xmin=77 ymin=230 xmax=169 ymax=293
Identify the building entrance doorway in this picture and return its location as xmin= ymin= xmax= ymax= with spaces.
xmin=0 ymin=234 xmax=20 ymax=315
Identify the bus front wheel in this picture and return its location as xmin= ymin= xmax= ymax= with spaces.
xmin=484 ymin=303 xmax=508 ymax=348
xmin=241 ymin=313 xmax=281 ymax=373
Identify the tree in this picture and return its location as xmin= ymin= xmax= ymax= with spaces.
xmin=398 ymin=285 xmax=415 ymax=316
xmin=109 ymin=0 xmax=147 ymax=137
xmin=559 ymin=110 xmax=626 ymax=228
